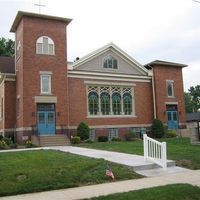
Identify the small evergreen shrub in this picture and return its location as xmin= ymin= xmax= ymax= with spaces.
xmin=77 ymin=122 xmax=89 ymax=140
xmin=98 ymin=136 xmax=108 ymax=142
xmin=152 ymin=119 xmax=165 ymax=138
xmin=165 ymin=130 xmax=177 ymax=138
xmin=111 ymin=137 xmax=121 ymax=141
xmin=71 ymin=136 xmax=81 ymax=144
xmin=125 ymin=131 xmax=137 ymax=141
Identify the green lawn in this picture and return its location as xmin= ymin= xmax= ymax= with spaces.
xmin=0 ymin=150 xmax=142 ymax=197
xmin=88 ymin=184 xmax=200 ymax=200
xmin=76 ymin=138 xmax=200 ymax=169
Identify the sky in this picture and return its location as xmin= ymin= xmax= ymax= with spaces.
xmin=0 ymin=0 xmax=199 ymax=91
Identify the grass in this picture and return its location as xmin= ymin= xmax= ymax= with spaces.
xmin=88 ymin=184 xmax=200 ymax=200
xmin=0 ymin=150 xmax=142 ymax=197
xmin=76 ymin=137 xmax=200 ymax=169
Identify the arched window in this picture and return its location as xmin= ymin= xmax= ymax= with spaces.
xmin=112 ymin=93 xmax=121 ymax=115
xmin=88 ymin=92 xmax=98 ymax=115
xmin=123 ymin=93 xmax=132 ymax=115
xmin=36 ymin=36 xmax=55 ymax=55
xmin=101 ymin=92 xmax=110 ymax=115
xmin=103 ymin=55 xmax=118 ymax=69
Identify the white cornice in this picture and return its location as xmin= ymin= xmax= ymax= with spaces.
xmin=68 ymin=70 xmax=151 ymax=79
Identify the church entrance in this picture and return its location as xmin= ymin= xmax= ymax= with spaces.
xmin=37 ymin=104 xmax=55 ymax=135
xmin=166 ymin=105 xmax=178 ymax=130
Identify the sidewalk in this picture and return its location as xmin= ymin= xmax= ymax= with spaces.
xmin=0 ymin=170 xmax=199 ymax=200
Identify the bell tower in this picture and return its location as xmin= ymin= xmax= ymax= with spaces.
xmin=10 ymin=11 xmax=72 ymax=143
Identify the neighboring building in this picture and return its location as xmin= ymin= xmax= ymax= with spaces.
xmin=0 ymin=11 xmax=187 ymax=144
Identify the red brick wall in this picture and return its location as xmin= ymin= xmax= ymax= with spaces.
xmin=15 ymin=16 xmax=69 ymax=129
xmin=68 ymin=78 xmax=154 ymax=127
xmin=0 ymin=83 xmax=4 ymax=131
xmin=153 ymin=65 xmax=186 ymax=125
xmin=5 ymin=81 xmax=16 ymax=129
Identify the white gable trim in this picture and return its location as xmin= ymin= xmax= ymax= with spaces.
xmin=71 ymin=43 xmax=149 ymax=75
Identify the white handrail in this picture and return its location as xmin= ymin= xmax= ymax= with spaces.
xmin=143 ymin=134 xmax=167 ymax=170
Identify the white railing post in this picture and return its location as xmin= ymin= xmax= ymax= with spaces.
xmin=162 ymin=142 xmax=167 ymax=170
xmin=143 ymin=134 xmax=147 ymax=161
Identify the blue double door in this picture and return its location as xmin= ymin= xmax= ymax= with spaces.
xmin=167 ymin=111 xmax=178 ymax=130
xmin=37 ymin=111 xmax=55 ymax=135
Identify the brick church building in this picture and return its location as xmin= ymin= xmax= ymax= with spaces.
xmin=0 ymin=11 xmax=187 ymax=145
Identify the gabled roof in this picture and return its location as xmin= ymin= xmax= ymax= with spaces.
xmin=10 ymin=11 xmax=72 ymax=32
xmin=0 ymin=56 xmax=15 ymax=74
xmin=144 ymin=60 xmax=187 ymax=69
xmin=71 ymin=43 xmax=149 ymax=75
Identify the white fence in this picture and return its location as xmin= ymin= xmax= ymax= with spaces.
xmin=143 ymin=134 xmax=167 ymax=170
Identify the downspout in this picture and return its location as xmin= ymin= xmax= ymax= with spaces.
xmin=150 ymin=68 xmax=157 ymax=119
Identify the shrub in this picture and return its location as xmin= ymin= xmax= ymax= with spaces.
xmin=2 ymin=137 xmax=12 ymax=146
xmin=85 ymin=139 xmax=94 ymax=143
xmin=77 ymin=122 xmax=89 ymax=140
xmin=71 ymin=136 xmax=81 ymax=144
xmin=0 ymin=135 xmax=3 ymax=140
xmin=165 ymin=130 xmax=177 ymax=138
xmin=0 ymin=140 xmax=8 ymax=149
xmin=152 ymin=119 xmax=165 ymax=138
xmin=125 ymin=131 xmax=137 ymax=141
xmin=25 ymin=140 xmax=34 ymax=148
xmin=98 ymin=136 xmax=108 ymax=142
xmin=111 ymin=137 xmax=121 ymax=141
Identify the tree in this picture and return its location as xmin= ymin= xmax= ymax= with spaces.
xmin=188 ymin=85 xmax=200 ymax=112
xmin=184 ymin=92 xmax=193 ymax=113
xmin=0 ymin=37 xmax=15 ymax=57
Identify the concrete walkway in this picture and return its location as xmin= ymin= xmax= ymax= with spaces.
xmin=0 ymin=170 xmax=199 ymax=200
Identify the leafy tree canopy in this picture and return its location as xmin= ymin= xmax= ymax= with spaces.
xmin=185 ymin=85 xmax=200 ymax=113
xmin=0 ymin=37 xmax=15 ymax=57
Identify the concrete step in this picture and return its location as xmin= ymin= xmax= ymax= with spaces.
xmin=128 ymin=160 xmax=176 ymax=171
xmin=135 ymin=166 xmax=192 ymax=177
xmin=32 ymin=135 xmax=71 ymax=147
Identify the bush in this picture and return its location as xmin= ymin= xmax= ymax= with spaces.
xmin=2 ymin=137 xmax=12 ymax=145
xmin=77 ymin=122 xmax=89 ymax=140
xmin=25 ymin=140 xmax=33 ymax=148
xmin=71 ymin=136 xmax=81 ymax=144
xmin=85 ymin=139 xmax=94 ymax=143
xmin=152 ymin=119 xmax=165 ymax=138
xmin=98 ymin=136 xmax=108 ymax=142
xmin=111 ymin=137 xmax=121 ymax=141
xmin=165 ymin=130 xmax=177 ymax=138
xmin=125 ymin=131 xmax=137 ymax=141
xmin=0 ymin=135 xmax=3 ymax=140
xmin=0 ymin=140 xmax=8 ymax=149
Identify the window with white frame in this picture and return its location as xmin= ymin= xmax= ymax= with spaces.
xmin=36 ymin=36 xmax=55 ymax=55
xmin=87 ymin=85 xmax=134 ymax=116
xmin=40 ymin=74 xmax=51 ymax=94
xmin=108 ymin=128 xmax=118 ymax=141
xmin=103 ymin=55 xmax=118 ymax=69
xmin=166 ymin=80 xmax=174 ymax=97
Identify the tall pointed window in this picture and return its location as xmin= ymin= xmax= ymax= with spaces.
xmin=166 ymin=80 xmax=174 ymax=97
xmin=112 ymin=93 xmax=121 ymax=115
xmin=103 ymin=55 xmax=118 ymax=69
xmin=123 ymin=93 xmax=132 ymax=115
xmin=88 ymin=92 xmax=99 ymax=115
xmin=101 ymin=92 xmax=110 ymax=115
xmin=36 ymin=36 xmax=55 ymax=55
